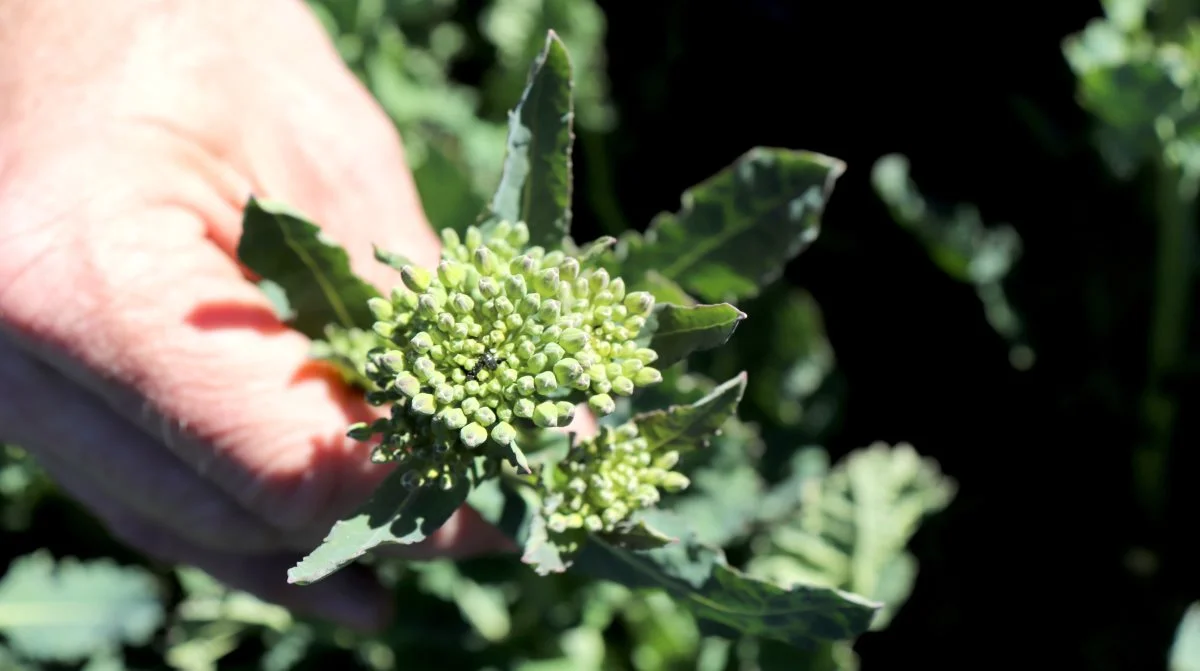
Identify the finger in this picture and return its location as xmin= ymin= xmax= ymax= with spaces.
xmin=0 ymin=327 xmax=287 ymax=553
xmin=40 ymin=457 xmax=391 ymax=633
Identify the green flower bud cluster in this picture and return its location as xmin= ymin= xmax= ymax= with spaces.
xmin=353 ymin=221 xmax=663 ymax=486
xmin=543 ymin=421 xmax=690 ymax=534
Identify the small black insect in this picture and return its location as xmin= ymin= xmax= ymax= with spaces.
xmin=464 ymin=351 xmax=500 ymax=381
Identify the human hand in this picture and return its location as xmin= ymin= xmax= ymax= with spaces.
xmin=0 ymin=0 xmax=533 ymax=631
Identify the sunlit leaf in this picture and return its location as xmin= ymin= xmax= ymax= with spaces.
xmin=237 ymin=197 xmax=380 ymax=339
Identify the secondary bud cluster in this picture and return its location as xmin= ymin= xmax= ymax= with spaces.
xmin=354 ymin=221 xmax=663 ymax=485
xmin=543 ymin=421 xmax=690 ymax=534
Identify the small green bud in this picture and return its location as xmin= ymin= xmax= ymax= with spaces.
xmin=536 ymin=268 xmax=559 ymax=295
xmin=543 ymin=342 xmax=566 ymax=364
xmin=588 ymin=268 xmax=610 ymax=293
xmin=514 ymin=398 xmax=535 ymax=418
xmin=560 ymin=328 xmax=587 ymax=353
xmin=418 ymin=294 xmax=440 ymax=319
xmin=611 ymin=376 xmax=635 ymax=396
xmin=555 ymin=401 xmax=576 ymax=424
xmin=451 ymin=293 xmax=474 ymax=314
xmin=633 ymin=367 xmax=662 ymax=386
xmin=474 ymin=407 xmax=496 ymax=427
xmin=505 ymin=273 xmax=527 ymax=298
xmin=534 ymin=371 xmax=558 ymax=395
xmin=494 ymin=296 xmax=514 ymax=316
xmin=434 ymin=383 xmax=455 ymax=405
xmin=559 ymin=257 xmax=580 ymax=282
xmin=588 ymin=393 xmax=616 ymax=416
xmin=441 ymin=227 xmax=461 ymax=250
xmin=440 ymin=408 xmax=468 ymax=430
xmin=395 ymin=372 xmax=422 ymax=398
xmin=654 ymin=450 xmax=681 ymax=470
xmin=661 ymin=472 xmax=691 ymax=493
xmin=610 ymin=277 xmax=626 ymax=302
xmin=411 ymin=393 xmax=437 ymax=415
xmin=478 ymin=276 xmax=500 ymax=299
xmin=543 ymin=250 xmax=565 ymax=267
xmin=516 ymin=375 xmax=536 ymax=396
xmin=490 ymin=421 xmax=516 ymax=445
xmin=547 ymin=514 xmax=569 ymax=534
xmin=372 ymin=321 xmax=396 ymax=339
xmin=413 ymin=357 xmax=436 ymax=381
xmin=584 ymin=515 xmax=604 ymax=532
xmin=465 ymin=226 xmax=483 ymax=250
xmin=519 ymin=292 xmax=541 ymax=316
xmin=553 ymin=358 xmax=583 ymax=383
xmin=437 ymin=260 xmax=466 ymax=288
xmin=436 ymin=313 xmax=455 ymax=332
xmin=525 ymin=352 xmax=549 ymax=374
xmin=532 ymin=401 xmax=560 ymax=428
xmin=509 ymin=222 xmax=530 ymax=246
xmin=460 ymin=396 xmax=481 ymax=415
xmin=511 ymin=255 xmax=535 ymax=276
xmin=593 ymin=290 xmax=614 ymax=306
xmin=634 ymin=347 xmax=658 ymax=364
xmin=624 ymin=291 xmax=655 ymax=316
xmin=474 ymin=246 xmax=499 ymax=275
xmin=460 ymin=422 xmax=488 ymax=448
xmin=410 ymin=331 xmax=434 ymax=352
xmin=537 ymin=299 xmax=561 ymax=323
xmin=367 ymin=296 xmax=393 ymax=321
xmin=401 ymin=265 xmax=431 ymax=293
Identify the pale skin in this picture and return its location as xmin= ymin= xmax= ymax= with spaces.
xmin=0 ymin=0 xmax=593 ymax=631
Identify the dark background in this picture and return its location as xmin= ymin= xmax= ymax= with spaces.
xmin=475 ymin=0 xmax=1189 ymax=667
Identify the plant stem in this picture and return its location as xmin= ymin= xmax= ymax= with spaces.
xmin=1137 ymin=157 xmax=1194 ymax=521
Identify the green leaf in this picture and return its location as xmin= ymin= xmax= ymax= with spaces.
xmin=634 ymin=373 xmax=748 ymax=456
xmin=748 ymin=443 xmax=956 ymax=630
xmin=0 ymin=550 xmax=165 ymax=663
xmin=596 ymin=519 xmax=676 ymax=550
xmin=237 ymin=197 xmax=381 ymax=339
xmin=1171 ymin=602 xmax=1200 ymax=671
xmin=640 ymin=271 xmax=696 ymax=306
xmin=649 ymin=303 xmax=746 ymax=369
xmin=622 ymin=148 xmax=844 ymax=304
xmin=572 ymin=534 xmax=879 ymax=648
xmin=484 ymin=30 xmax=575 ymax=249
xmin=468 ymin=478 xmax=568 ymax=575
xmin=288 ymin=470 xmax=470 ymax=585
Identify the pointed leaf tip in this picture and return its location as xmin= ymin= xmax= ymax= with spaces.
xmin=485 ymin=27 xmax=575 ymax=251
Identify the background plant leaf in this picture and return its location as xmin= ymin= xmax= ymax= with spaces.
xmin=0 ymin=551 xmax=164 ymax=663
xmin=1171 ymin=602 xmax=1200 ymax=671
xmin=648 ymin=304 xmax=746 ymax=369
xmin=237 ymin=197 xmax=381 ymax=339
xmin=747 ymin=442 xmax=956 ymax=630
xmin=633 ymin=373 xmax=747 ymax=456
xmin=572 ymin=534 xmax=879 ymax=648
xmin=485 ymin=30 xmax=575 ymax=249
xmin=288 ymin=471 xmax=470 ymax=585
xmin=620 ymin=148 xmax=845 ymax=304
